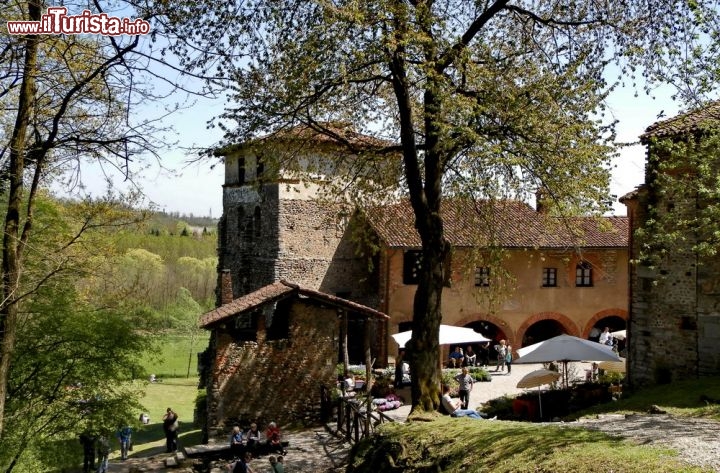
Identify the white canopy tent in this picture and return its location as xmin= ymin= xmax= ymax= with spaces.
xmin=392 ymin=324 xmax=490 ymax=348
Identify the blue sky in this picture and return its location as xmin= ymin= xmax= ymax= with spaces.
xmin=66 ymin=81 xmax=681 ymax=218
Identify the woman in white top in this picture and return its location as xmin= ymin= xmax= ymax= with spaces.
xmin=599 ymin=327 xmax=613 ymax=346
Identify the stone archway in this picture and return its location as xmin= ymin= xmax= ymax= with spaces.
xmin=454 ymin=313 xmax=515 ymax=347
xmin=582 ymin=308 xmax=628 ymax=339
xmin=449 ymin=314 xmax=515 ymax=368
xmin=516 ymin=312 xmax=580 ymax=348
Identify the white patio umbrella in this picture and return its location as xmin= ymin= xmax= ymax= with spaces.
xmin=611 ymin=329 xmax=627 ymax=340
xmin=391 ymin=324 xmax=490 ymax=348
xmin=516 ymin=369 xmax=561 ymax=420
xmin=514 ymin=334 xmax=621 ymax=388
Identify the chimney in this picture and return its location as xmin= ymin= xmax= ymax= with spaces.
xmin=535 ymin=189 xmax=548 ymax=213
xmin=220 ymin=269 xmax=234 ymax=305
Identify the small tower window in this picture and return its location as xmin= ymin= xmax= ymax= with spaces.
xmin=403 ymin=250 xmax=423 ymax=285
xmin=238 ymin=157 xmax=246 ymax=184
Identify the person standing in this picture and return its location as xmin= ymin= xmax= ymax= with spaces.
xmin=394 ymin=350 xmax=405 ymax=388
xmin=505 ymin=344 xmax=513 ymax=374
xmin=117 ymin=425 xmax=132 ymax=461
xmin=479 ymin=342 xmax=490 ymax=367
xmin=79 ymin=431 xmax=96 ymax=473
xmin=162 ymin=407 xmax=179 ymax=453
xmin=455 ymin=367 xmax=474 ymax=409
xmin=95 ymin=435 xmax=110 ymax=473
xmin=494 ymin=340 xmax=507 ymax=372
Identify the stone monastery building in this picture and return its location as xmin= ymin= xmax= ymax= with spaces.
xmin=212 ymin=126 xmax=629 ymax=365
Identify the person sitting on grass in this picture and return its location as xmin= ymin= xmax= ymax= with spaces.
xmin=440 ymin=384 xmax=494 ymax=420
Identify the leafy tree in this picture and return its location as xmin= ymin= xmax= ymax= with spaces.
xmin=635 ymin=126 xmax=720 ymax=266
xmin=0 ymin=0 xmax=221 ymax=433
xmin=0 ymin=195 xmax=149 ymax=473
xmin=165 ymin=0 xmax=720 ymax=413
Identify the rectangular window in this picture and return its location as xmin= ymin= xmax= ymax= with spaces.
xmin=576 ymin=262 xmax=593 ymax=287
xmin=542 ymin=267 xmax=557 ymax=287
xmin=403 ymin=250 xmax=423 ymax=285
xmin=474 ymin=266 xmax=490 ymax=287
xmin=238 ymin=157 xmax=246 ymax=184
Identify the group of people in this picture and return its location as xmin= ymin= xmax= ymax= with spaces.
xmin=447 ymin=343 xmax=494 ymax=368
xmin=592 ymin=326 xmax=623 ymax=355
xmin=229 ymin=421 xmax=287 ymax=459
xmin=78 ymin=425 xmax=132 ymax=473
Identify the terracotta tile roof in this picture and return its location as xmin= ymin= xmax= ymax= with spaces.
xmin=365 ymin=200 xmax=628 ymax=249
xmin=199 ymin=280 xmax=387 ymax=329
xmin=641 ymin=100 xmax=720 ymax=141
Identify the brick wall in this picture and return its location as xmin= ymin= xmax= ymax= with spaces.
xmin=206 ymin=299 xmax=338 ymax=438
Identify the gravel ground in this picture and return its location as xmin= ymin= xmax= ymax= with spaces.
xmin=567 ymin=413 xmax=720 ymax=472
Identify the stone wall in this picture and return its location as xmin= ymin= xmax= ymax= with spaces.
xmin=206 ymin=300 xmax=338 ymax=438
xmin=218 ymin=183 xmax=376 ymax=305
xmin=626 ymin=174 xmax=720 ymax=386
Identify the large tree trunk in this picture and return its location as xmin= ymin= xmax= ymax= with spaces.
xmin=408 ymin=238 xmax=447 ymax=412
xmin=0 ymin=0 xmax=40 ymax=437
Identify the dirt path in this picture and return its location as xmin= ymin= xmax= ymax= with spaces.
xmin=568 ymin=413 xmax=720 ymax=472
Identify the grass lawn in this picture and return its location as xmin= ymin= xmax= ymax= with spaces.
xmin=114 ymin=377 xmax=204 ymax=460
xmin=350 ymin=416 xmax=707 ymax=473
xmin=347 ymin=377 xmax=720 ymax=473
xmin=141 ymin=333 xmax=210 ymax=379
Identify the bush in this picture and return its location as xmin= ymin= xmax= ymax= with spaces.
xmin=468 ymin=366 xmax=491 ymax=382
xmin=481 ymin=395 xmax=515 ymax=419
xmin=598 ymin=371 xmax=624 ymax=385
xmin=441 ymin=369 xmax=460 ymax=395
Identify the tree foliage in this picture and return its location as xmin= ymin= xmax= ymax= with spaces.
xmin=635 ymin=127 xmax=720 ymax=267
xmin=0 ymin=0 xmax=222 ymax=435
xmin=0 ymin=195 xmax=150 ymax=473
xmin=162 ymin=0 xmax=720 ymax=412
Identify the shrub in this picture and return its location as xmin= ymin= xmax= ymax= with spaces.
xmin=441 ymin=370 xmax=460 ymax=395
xmin=481 ymin=395 xmax=515 ymax=419
xmin=468 ymin=367 xmax=491 ymax=382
